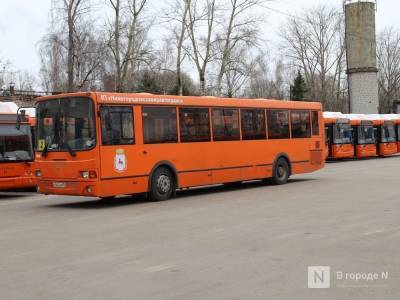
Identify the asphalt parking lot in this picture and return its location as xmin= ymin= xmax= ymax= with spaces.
xmin=0 ymin=157 xmax=399 ymax=299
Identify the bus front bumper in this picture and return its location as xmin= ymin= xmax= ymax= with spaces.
xmin=37 ymin=179 xmax=100 ymax=197
xmin=379 ymin=143 xmax=398 ymax=156
xmin=0 ymin=176 xmax=36 ymax=190
xmin=332 ymin=144 xmax=354 ymax=159
xmin=356 ymin=144 xmax=377 ymax=158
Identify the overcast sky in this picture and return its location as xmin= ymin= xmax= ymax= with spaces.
xmin=0 ymin=0 xmax=399 ymax=81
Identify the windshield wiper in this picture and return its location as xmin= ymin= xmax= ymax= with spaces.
xmin=42 ymin=140 xmax=49 ymax=158
xmin=65 ymin=142 xmax=76 ymax=158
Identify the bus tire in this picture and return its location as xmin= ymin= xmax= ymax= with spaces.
xmin=271 ymin=157 xmax=290 ymax=185
xmin=149 ymin=167 xmax=174 ymax=202
xmin=100 ymin=196 xmax=115 ymax=201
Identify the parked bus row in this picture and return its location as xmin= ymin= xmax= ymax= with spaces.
xmin=3 ymin=94 xmax=399 ymax=200
xmin=324 ymin=112 xmax=400 ymax=160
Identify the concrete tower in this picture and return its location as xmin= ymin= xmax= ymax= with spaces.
xmin=345 ymin=0 xmax=379 ymax=113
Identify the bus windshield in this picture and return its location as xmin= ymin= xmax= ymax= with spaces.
xmin=0 ymin=124 xmax=33 ymax=162
xmin=36 ymin=97 xmax=96 ymax=152
xmin=358 ymin=126 xmax=375 ymax=145
xmin=333 ymin=124 xmax=352 ymax=144
xmin=381 ymin=125 xmax=396 ymax=143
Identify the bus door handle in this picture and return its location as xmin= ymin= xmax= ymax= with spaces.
xmin=143 ymin=150 xmax=148 ymax=154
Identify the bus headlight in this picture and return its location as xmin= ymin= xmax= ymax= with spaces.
xmin=80 ymin=171 xmax=97 ymax=179
xmin=80 ymin=171 xmax=90 ymax=179
xmin=35 ymin=170 xmax=42 ymax=177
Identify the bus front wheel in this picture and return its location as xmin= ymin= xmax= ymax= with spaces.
xmin=149 ymin=167 xmax=174 ymax=201
xmin=271 ymin=158 xmax=290 ymax=185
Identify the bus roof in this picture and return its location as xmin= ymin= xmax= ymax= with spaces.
xmin=343 ymin=114 xmax=380 ymax=125
xmin=323 ymin=112 xmax=350 ymax=124
xmin=36 ymin=92 xmax=323 ymax=110
xmin=381 ymin=114 xmax=400 ymax=121
xmin=0 ymin=102 xmax=19 ymax=114
xmin=0 ymin=102 xmax=35 ymax=117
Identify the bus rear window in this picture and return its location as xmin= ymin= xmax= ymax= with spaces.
xmin=142 ymin=107 xmax=178 ymax=144
xmin=267 ymin=110 xmax=290 ymax=139
xmin=212 ymin=108 xmax=240 ymax=141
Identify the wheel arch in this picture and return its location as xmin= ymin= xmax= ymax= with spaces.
xmin=273 ymin=153 xmax=292 ymax=176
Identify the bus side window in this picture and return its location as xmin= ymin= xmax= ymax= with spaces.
xmin=179 ymin=108 xmax=211 ymax=142
xmin=267 ymin=110 xmax=290 ymax=139
xmin=100 ymin=106 xmax=135 ymax=145
xmin=290 ymin=110 xmax=311 ymax=138
xmin=312 ymin=111 xmax=319 ymax=136
xmin=241 ymin=109 xmax=266 ymax=140
xmin=142 ymin=106 xmax=178 ymax=144
xmin=212 ymin=108 xmax=240 ymax=141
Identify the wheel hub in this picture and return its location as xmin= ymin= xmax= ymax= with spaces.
xmin=277 ymin=165 xmax=286 ymax=178
xmin=157 ymin=175 xmax=171 ymax=194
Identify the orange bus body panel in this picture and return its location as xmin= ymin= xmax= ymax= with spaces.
xmin=35 ymin=92 xmax=325 ymax=198
xmin=0 ymin=163 xmax=35 ymax=190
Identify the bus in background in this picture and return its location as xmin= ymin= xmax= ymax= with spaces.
xmin=394 ymin=115 xmax=400 ymax=152
xmin=0 ymin=103 xmax=36 ymax=190
xmin=397 ymin=116 xmax=400 ymax=152
xmin=345 ymin=114 xmax=377 ymax=159
xmin=33 ymin=92 xmax=325 ymax=201
xmin=323 ymin=112 xmax=354 ymax=159
xmin=365 ymin=114 xmax=397 ymax=157
xmin=381 ymin=114 xmax=400 ymax=154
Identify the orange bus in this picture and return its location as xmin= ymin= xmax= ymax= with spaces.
xmin=345 ymin=114 xmax=377 ymax=158
xmin=382 ymin=114 xmax=400 ymax=153
xmin=33 ymin=92 xmax=325 ymax=201
xmin=396 ymin=117 xmax=400 ymax=152
xmin=323 ymin=112 xmax=354 ymax=159
xmin=365 ymin=115 xmax=397 ymax=156
xmin=0 ymin=112 xmax=36 ymax=190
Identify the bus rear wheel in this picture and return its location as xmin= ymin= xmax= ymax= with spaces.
xmin=271 ymin=158 xmax=290 ymax=185
xmin=149 ymin=167 xmax=174 ymax=201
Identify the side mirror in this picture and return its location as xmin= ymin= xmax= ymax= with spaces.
xmin=16 ymin=109 xmax=26 ymax=130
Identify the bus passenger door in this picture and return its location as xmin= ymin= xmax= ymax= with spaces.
xmin=98 ymin=106 xmax=145 ymax=194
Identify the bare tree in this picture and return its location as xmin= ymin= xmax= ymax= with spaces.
xmin=377 ymin=28 xmax=400 ymax=113
xmin=39 ymin=33 xmax=66 ymax=92
xmin=107 ymin=0 xmax=150 ymax=92
xmin=40 ymin=0 xmax=104 ymax=92
xmin=64 ymin=0 xmax=85 ymax=91
xmin=176 ymin=0 xmax=190 ymax=96
xmin=281 ymin=5 xmax=347 ymax=110
xmin=0 ymin=57 xmax=12 ymax=90
xmin=185 ymin=0 xmax=217 ymax=95
xmin=246 ymin=53 xmax=289 ymax=99
xmin=16 ymin=71 xmax=37 ymax=92
xmin=215 ymin=0 xmax=262 ymax=96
